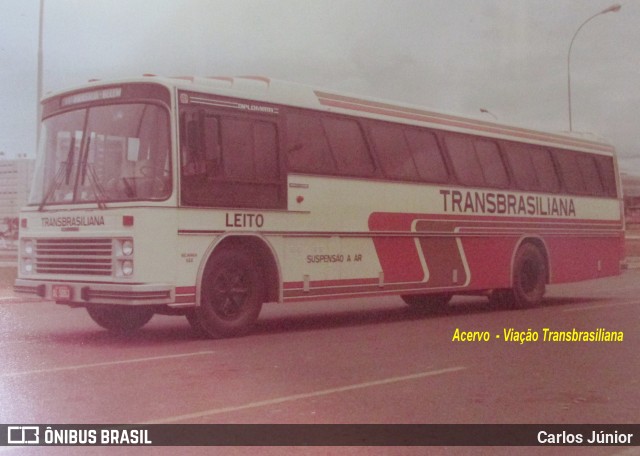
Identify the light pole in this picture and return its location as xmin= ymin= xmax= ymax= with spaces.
xmin=567 ymin=3 xmax=621 ymax=132
xmin=36 ymin=0 xmax=45 ymax=152
xmin=479 ymin=108 xmax=497 ymax=121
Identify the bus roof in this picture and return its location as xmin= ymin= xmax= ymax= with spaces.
xmin=46 ymin=75 xmax=615 ymax=156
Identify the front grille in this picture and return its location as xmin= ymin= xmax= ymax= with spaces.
xmin=34 ymin=238 xmax=113 ymax=276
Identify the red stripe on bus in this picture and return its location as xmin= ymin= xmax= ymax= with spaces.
xmin=175 ymin=286 xmax=196 ymax=294
xmin=368 ymin=212 xmax=622 ymax=231
xmin=284 ymin=277 xmax=379 ymax=290
xmin=315 ymin=92 xmax=613 ymax=154
xmin=283 ymin=281 xmax=463 ymax=300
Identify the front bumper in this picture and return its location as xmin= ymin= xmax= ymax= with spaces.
xmin=14 ymin=278 xmax=173 ymax=306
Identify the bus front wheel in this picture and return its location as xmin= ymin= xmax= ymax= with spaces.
xmin=86 ymin=305 xmax=153 ymax=333
xmin=194 ymin=249 xmax=265 ymax=338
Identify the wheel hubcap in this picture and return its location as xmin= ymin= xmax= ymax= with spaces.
xmin=211 ymin=267 xmax=250 ymax=319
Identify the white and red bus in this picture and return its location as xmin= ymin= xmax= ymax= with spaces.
xmin=15 ymin=76 xmax=624 ymax=338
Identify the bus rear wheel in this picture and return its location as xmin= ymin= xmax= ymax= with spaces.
xmin=487 ymin=289 xmax=513 ymax=308
xmin=402 ymin=293 xmax=452 ymax=312
xmin=194 ymin=249 xmax=265 ymax=339
xmin=86 ymin=305 xmax=153 ymax=333
xmin=509 ymin=243 xmax=547 ymax=309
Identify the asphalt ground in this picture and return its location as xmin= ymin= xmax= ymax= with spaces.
xmin=0 ymin=267 xmax=638 ymax=456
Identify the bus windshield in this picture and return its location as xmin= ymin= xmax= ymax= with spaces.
xmin=30 ymin=103 xmax=171 ymax=207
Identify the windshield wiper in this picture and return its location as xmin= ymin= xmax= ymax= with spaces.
xmin=84 ymin=164 xmax=108 ymax=210
xmin=78 ymin=135 xmax=107 ymax=209
xmin=38 ymin=135 xmax=77 ymax=211
xmin=38 ymin=163 xmax=69 ymax=211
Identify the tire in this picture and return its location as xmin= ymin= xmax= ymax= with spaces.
xmin=185 ymin=310 xmax=209 ymax=338
xmin=86 ymin=305 xmax=153 ymax=333
xmin=510 ymin=243 xmax=547 ymax=309
xmin=194 ymin=249 xmax=265 ymax=338
xmin=402 ymin=293 xmax=452 ymax=313
xmin=487 ymin=289 xmax=513 ymax=308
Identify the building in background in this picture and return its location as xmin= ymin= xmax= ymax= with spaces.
xmin=621 ymin=173 xmax=640 ymax=225
xmin=0 ymin=155 xmax=35 ymax=240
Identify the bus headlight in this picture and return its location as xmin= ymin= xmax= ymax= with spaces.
xmin=121 ymin=260 xmax=134 ymax=276
xmin=23 ymin=240 xmax=34 ymax=256
xmin=121 ymin=239 xmax=134 ymax=256
xmin=23 ymin=259 xmax=34 ymax=274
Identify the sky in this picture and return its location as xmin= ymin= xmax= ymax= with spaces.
xmin=0 ymin=0 xmax=638 ymax=172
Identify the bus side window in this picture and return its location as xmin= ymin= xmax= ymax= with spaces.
xmin=181 ymin=112 xmax=281 ymax=208
xmin=253 ymin=121 xmax=279 ymax=181
xmin=530 ymin=147 xmax=560 ymax=193
xmin=577 ymin=154 xmax=604 ymax=196
xmin=220 ymin=117 xmax=258 ymax=180
xmin=444 ymin=134 xmax=484 ymax=187
xmin=504 ymin=143 xmax=561 ymax=194
xmin=474 ymin=139 xmax=509 ymax=188
xmin=404 ymin=129 xmax=448 ymax=183
xmin=181 ymin=113 xmax=201 ymax=176
xmin=286 ymin=112 xmax=335 ymax=174
xmin=553 ymin=150 xmax=586 ymax=194
xmin=202 ymin=116 xmax=221 ymax=177
xmin=595 ymin=156 xmax=617 ymax=197
xmin=180 ymin=112 xmax=220 ymax=177
xmin=322 ymin=116 xmax=375 ymax=177
xmin=504 ymin=142 xmax=538 ymax=191
xmin=369 ymin=122 xmax=419 ymax=181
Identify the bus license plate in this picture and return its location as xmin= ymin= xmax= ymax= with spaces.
xmin=52 ymin=285 xmax=72 ymax=301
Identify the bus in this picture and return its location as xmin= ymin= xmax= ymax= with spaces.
xmin=14 ymin=75 xmax=624 ymax=338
